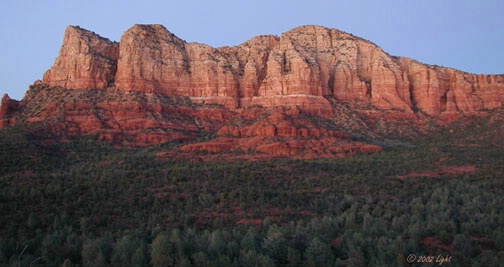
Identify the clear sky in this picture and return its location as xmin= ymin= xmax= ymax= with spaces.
xmin=1 ymin=0 xmax=503 ymax=100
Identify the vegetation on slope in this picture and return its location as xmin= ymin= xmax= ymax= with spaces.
xmin=0 ymin=112 xmax=503 ymax=266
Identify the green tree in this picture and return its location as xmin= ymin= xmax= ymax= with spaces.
xmin=262 ymin=224 xmax=288 ymax=265
xmin=27 ymin=212 xmax=41 ymax=230
xmin=82 ymin=239 xmax=106 ymax=267
xmin=340 ymin=249 xmax=364 ymax=267
xmin=62 ymin=232 xmax=82 ymax=264
xmin=240 ymin=228 xmax=259 ymax=252
xmin=191 ymin=251 xmax=211 ymax=267
xmin=208 ymin=229 xmax=225 ymax=256
xmin=151 ymin=233 xmax=172 ymax=267
xmin=239 ymin=250 xmax=275 ymax=267
xmin=41 ymin=230 xmax=65 ymax=265
xmin=131 ymin=245 xmax=148 ymax=267
xmin=304 ymin=237 xmax=334 ymax=267
xmin=111 ymin=235 xmax=137 ymax=267
xmin=151 ymin=232 xmax=180 ymax=267
xmin=392 ymin=236 xmax=406 ymax=267
xmin=286 ymin=246 xmax=302 ymax=267
xmin=80 ymin=217 xmax=93 ymax=236
xmin=61 ymin=258 xmax=74 ymax=267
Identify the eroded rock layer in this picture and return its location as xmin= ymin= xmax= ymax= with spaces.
xmin=2 ymin=24 xmax=503 ymax=160
xmin=41 ymin=24 xmax=504 ymax=114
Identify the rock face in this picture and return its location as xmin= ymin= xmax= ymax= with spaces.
xmin=39 ymin=24 xmax=504 ymax=115
xmin=178 ymin=107 xmax=382 ymax=160
xmin=1 ymin=24 xmax=503 ymax=160
xmin=42 ymin=26 xmax=119 ymax=89
xmin=0 ymin=94 xmax=20 ymax=128
xmin=399 ymin=58 xmax=504 ymax=114
xmin=5 ymin=84 xmax=232 ymax=146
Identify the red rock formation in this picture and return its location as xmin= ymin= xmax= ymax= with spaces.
xmin=40 ymin=24 xmax=504 ymax=115
xmin=43 ymin=26 xmax=119 ymax=89
xmin=177 ymin=106 xmax=382 ymax=159
xmin=2 ymin=24 xmax=504 ymax=160
xmin=4 ymin=86 xmax=212 ymax=146
xmin=115 ymin=24 xmax=241 ymax=108
xmin=399 ymin=57 xmax=504 ymax=115
xmin=115 ymin=25 xmax=190 ymax=94
xmin=0 ymin=94 xmax=20 ymax=128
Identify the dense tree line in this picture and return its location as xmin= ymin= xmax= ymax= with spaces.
xmin=0 ymin=119 xmax=503 ymax=266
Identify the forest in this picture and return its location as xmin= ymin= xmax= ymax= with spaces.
xmin=0 ymin=115 xmax=503 ymax=267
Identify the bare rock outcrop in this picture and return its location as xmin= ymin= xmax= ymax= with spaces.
xmin=178 ymin=107 xmax=382 ymax=159
xmin=399 ymin=57 xmax=504 ymax=115
xmin=41 ymin=24 xmax=504 ymax=115
xmin=114 ymin=24 xmax=276 ymax=108
xmin=0 ymin=94 xmax=20 ymax=128
xmin=2 ymin=24 xmax=503 ymax=160
xmin=43 ymin=26 xmax=119 ymax=89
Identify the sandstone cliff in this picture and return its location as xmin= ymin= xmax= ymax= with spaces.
xmin=39 ymin=24 xmax=504 ymax=115
xmin=1 ymin=24 xmax=503 ymax=160
xmin=0 ymin=94 xmax=20 ymax=128
xmin=43 ymin=26 xmax=119 ymax=89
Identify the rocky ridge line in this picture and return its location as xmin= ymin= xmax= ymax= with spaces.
xmin=1 ymin=24 xmax=503 ymax=160
xmin=40 ymin=24 xmax=504 ymax=115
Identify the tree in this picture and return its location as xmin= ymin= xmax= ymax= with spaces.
xmin=80 ymin=217 xmax=93 ymax=236
xmin=392 ymin=236 xmax=406 ymax=267
xmin=345 ymin=250 xmax=365 ymax=267
xmin=287 ymin=246 xmax=302 ymax=267
xmin=111 ymin=235 xmax=137 ymax=267
xmin=240 ymin=228 xmax=259 ymax=252
xmin=81 ymin=239 xmax=106 ymax=267
xmin=239 ymin=250 xmax=275 ymax=267
xmin=304 ymin=237 xmax=334 ymax=267
xmin=262 ymin=224 xmax=288 ymax=265
xmin=191 ymin=251 xmax=210 ymax=267
xmin=131 ymin=245 xmax=148 ymax=267
xmin=61 ymin=258 xmax=74 ymax=267
xmin=151 ymin=233 xmax=174 ymax=267
xmin=208 ymin=229 xmax=225 ymax=256
xmin=61 ymin=232 xmax=82 ymax=264
xmin=27 ymin=212 xmax=41 ymax=230
xmin=41 ymin=231 xmax=65 ymax=265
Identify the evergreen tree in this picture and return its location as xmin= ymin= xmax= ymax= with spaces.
xmin=27 ymin=212 xmax=41 ymax=230
xmin=304 ymin=237 xmax=334 ymax=267
xmin=131 ymin=245 xmax=148 ymax=267
xmin=240 ymin=228 xmax=259 ymax=252
xmin=239 ymin=250 xmax=275 ymax=267
xmin=208 ymin=229 xmax=225 ymax=256
xmin=81 ymin=239 xmax=106 ymax=267
xmin=151 ymin=232 xmax=174 ymax=267
xmin=262 ymin=224 xmax=288 ymax=265
xmin=111 ymin=235 xmax=137 ymax=267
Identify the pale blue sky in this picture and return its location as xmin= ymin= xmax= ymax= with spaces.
xmin=1 ymin=0 xmax=503 ymax=100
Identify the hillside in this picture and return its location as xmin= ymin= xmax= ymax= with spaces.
xmin=0 ymin=24 xmax=503 ymax=266
xmin=0 ymin=107 xmax=503 ymax=266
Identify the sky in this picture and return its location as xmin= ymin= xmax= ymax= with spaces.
xmin=1 ymin=0 xmax=503 ymax=100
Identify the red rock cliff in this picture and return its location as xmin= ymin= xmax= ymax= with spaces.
xmin=0 ymin=94 xmax=20 ymax=128
xmin=40 ymin=24 xmax=503 ymax=115
xmin=43 ymin=26 xmax=119 ymax=89
xmin=3 ymin=24 xmax=503 ymax=159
